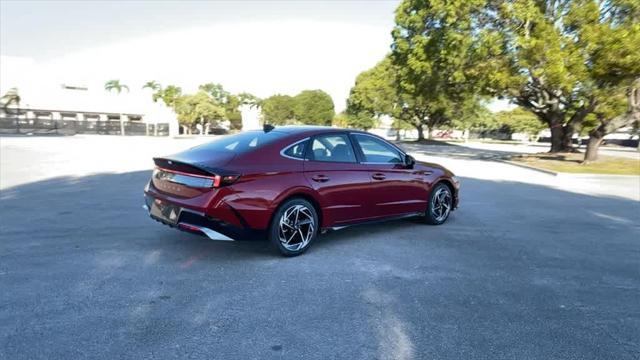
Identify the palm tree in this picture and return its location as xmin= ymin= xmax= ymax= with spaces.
xmin=1 ymin=88 xmax=21 ymax=133
xmin=104 ymin=80 xmax=129 ymax=134
xmin=104 ymin=80 xmax=129 ymax=94
xmin=142 ymin=81 xmax=161 ymax=92
xmin=142 ymin=81 xmax=163 ymax=135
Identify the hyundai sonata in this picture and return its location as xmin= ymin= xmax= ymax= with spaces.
xmin=144 ymin=126 xmax=459 ymax=256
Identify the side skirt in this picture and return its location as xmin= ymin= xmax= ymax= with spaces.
xmin=320 ymin=212 xmax=424 ymax=234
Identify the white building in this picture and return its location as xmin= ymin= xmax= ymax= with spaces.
xmin=0 ymin=55 xmax=179 ymax=135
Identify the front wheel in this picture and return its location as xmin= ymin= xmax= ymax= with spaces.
xmin=269 ymin=198 xmax=318 ymax=256
xmin=425 ymin=183 xmax=453 ymax=225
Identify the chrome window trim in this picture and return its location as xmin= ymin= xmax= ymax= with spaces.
xmin=280 ymin=137 xmax=310 ymax=161
xmin=350 ymin=132 xmax=406 ymax=163
xmin=360 ymin=161 xmax=404 ymax=165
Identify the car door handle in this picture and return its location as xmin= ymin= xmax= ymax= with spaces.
xmin=372 ymin=173 xmax=386 ymax=180
xmin=311 ymin=175 xmax=330 ymax=183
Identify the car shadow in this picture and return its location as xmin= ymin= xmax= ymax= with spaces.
xmin=2 ymin=170 xmax=638 ymax=259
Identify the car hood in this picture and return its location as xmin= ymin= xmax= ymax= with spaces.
xmin=415 ymin=160 xmax=455 ymax=177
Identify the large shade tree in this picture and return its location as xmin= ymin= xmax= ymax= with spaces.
xmin=479 ymin=0 xmax=640 ymax=153
xmin=584 ymin=79 xmax=640 ymax=161
xmin=391 ymin=0 xmax=486 ymax=140
xmin=389 ymin=0 xmax=639 ymax=153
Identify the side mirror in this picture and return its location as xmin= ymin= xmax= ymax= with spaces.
xmin=404 ymin=154 xmax=415 ymax=168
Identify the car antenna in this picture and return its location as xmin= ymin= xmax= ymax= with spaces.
xmin=263 ymin=123 xmax=275 ymax=132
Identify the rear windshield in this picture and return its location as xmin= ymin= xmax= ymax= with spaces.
xmin=190 ymin=130 xmax=286 ymax=154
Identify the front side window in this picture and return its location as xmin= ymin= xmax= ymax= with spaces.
xmin=309 ymin=134 xmax=356 ymax=163
xmin=353 ymin=134 xmax=403 ymax=163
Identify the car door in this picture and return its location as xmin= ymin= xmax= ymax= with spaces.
xmin=303 ymin=133 xmax=374 ymax=225
xmin=351 ymin=133 xmax=430 ymax=217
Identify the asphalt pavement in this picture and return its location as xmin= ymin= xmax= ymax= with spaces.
xmin=1 ymin=136 xmax=639 ymax=359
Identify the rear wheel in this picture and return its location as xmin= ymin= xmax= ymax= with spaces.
xmin=269 ymin=198 xmax=318 ymax=256
xmin=425 ymin=183 xmax=453 ymax=225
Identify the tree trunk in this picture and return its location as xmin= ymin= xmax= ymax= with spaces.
xmin=549 ymin=124 xmax=566 ymax=152
xmin=540 ymin=111 xmax=575 ymax=153
xmin=562 ymin=123 xmax=577 ymax=152
xmin=416 ymin=124 xmax=425 ymax=141
xmin=584 ymin=133 xmax=603 ymax=163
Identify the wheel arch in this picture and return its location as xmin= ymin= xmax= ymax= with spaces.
xmin=270 ymin=188 xmax=324 ymax=229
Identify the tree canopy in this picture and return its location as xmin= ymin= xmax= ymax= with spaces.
xmin=380 ymin=0 xmax=639 ymax=152
xmin=154 ymin=85 xmax=183 ymax=109
xmin=390 ymin=0 xmax=488 ymax=139
xmin=477 ymin=0 xmax=640 ymax=152
xmin=261 ymin=94 xmax=296 ymax=125
xmin=293 ymin=90 xmax=335 ymax=126
xmin=175 ymin=91 xmax=226 ymax=133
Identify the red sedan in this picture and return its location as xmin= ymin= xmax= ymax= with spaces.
xmin=144 ymin=126 xmax=459 ymax=256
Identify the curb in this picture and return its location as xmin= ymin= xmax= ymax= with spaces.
xmin=494 ymin=159 xmax=559 ymax=176
xmin=496 ymin=159 xmax=640 ymax=178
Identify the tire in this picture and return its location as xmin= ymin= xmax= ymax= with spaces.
xmin=425 ymin=183 xmax=453 ymax=225
xmin=269 ymin=198 xmax=319 ymax=256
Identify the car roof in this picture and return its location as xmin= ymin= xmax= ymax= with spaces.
xmin=268 ymin=125 xmax=368 ymax=137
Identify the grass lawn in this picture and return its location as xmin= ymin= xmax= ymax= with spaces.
xmin=510 ymin=152 xmax=640 ymax=175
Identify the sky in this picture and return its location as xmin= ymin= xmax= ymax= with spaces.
xmin=0 ymin=0 xmax=401 ymax=112
xmin=0 ymin=0 xmax=511 ymax=113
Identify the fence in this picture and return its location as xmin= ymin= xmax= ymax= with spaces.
xmin=0 ymin=117 xmax=169 ymax=136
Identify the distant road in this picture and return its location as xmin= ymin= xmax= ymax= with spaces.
xmin=462 ymin=141 xmax=640 ymax=160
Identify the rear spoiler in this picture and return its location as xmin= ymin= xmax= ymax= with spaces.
xmin=153 ymin=157 xmax=217 ymax=177
xmin=152 ymin=157 xmax=238 ymax=177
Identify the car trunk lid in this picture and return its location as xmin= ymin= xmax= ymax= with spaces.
xmin=151 ymin=150 xmax=237 ymax=198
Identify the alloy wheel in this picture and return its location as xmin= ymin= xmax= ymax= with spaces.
xmin=278 ymin=204 xmax=315 ymax=251
xmin=431 ymin=187 xmax=452 ymax=222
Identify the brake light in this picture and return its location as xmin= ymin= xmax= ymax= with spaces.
xmin=220 ymin=174 xmax=240 ymax=186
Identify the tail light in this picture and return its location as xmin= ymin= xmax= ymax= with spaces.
xmin=153 ymin=167 xmax=239 ymax=189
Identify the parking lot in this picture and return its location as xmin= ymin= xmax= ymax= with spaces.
xmin=1 ymin=135 xmax=639 ymax=359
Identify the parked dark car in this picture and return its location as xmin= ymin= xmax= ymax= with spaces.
xmin=144 ymin=126 xmax=460 ymax=256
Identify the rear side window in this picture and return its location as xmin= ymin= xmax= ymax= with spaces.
xmin=309 ymin=134 xmax=356 ymax=163
xmin=353 ymin=134 xmax=403 ymax=163
xmin=282 ymin=140 xmax=308 ymax=159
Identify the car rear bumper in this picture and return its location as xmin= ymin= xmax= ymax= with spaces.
xmin=144 ymin=193 xmax=266 ymax=241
